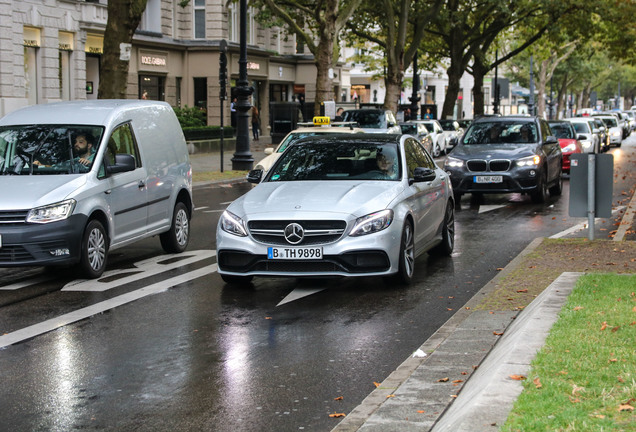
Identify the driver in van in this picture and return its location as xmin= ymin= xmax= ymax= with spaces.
xmin=34 ymin=132 xmax=95 ymax=169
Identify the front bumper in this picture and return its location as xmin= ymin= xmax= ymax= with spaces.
xmin=0 ymin=214 xmax=88 ymax=267
xmin=445 ymin=166 xmax=542 ymax=195
xmin=216 ymin=223 xmax=402 ymax=278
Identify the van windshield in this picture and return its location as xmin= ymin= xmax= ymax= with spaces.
xmin=0 ymin=125 xmax=104 ymax=175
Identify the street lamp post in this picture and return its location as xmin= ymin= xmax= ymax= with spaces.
xmin=528 ymin=55 xmax=535 ymax=116
xmin=231 ymin=0 xmax=254 ymax=170
xmin=493 ymin=50 xmax=500 ymax=114
xmin=409 ymin=52 xmax=420 ymax=120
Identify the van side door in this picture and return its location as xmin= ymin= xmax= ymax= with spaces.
xmin=99 ymin=123 xmax=148 ymax=245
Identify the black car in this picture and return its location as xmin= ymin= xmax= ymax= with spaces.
xmin=444 ymin=116 xmax=563 ymax=204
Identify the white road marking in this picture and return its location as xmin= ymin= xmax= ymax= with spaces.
xmin=203 ymin=209 xmax=225 ymax=213
xmin=478 ymin=204 xmax=506 ymax=214
xmin=220 ymin=201 xmax=233 ymax=205
xmin=276 ymin=288 xmax=326 ymax=307
xmin=0 ymin=265 xmax=216 ymax=349
xmin=63 ymin=250 xmax=216 ymax=292
xmin=0 ymin=275 xmax=53 ymax=291
xmin=195 ymin=206 xmax=209 ymax=211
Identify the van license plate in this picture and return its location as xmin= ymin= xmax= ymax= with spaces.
xmin=267 ymin=247 xmax=322 ymax=260
xmin=474 ymin=175 xmax=502 ymax=184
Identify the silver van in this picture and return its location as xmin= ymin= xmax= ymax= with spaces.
xmin=0 ymin=100 xmax=193 ymax=278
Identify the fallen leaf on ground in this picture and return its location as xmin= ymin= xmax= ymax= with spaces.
xmin=452 ymin=380 xmax=464 ymax=383
xmin=533 ymin=377 xmax=542 ymax=389
xmin=516 ymin=289 xmax=528 ymax=293
xmin=329 ymin=413 xmax=346 ymax=418
xmin=437 ymin=377 xmax=449 ymax=382
xmin=493 ymin=331 xmax=504 ymax=336
xmin=601 ymin=321 xmax=608 ymax=331
xmin=509 ymin=375 xmax=526 ymax=381
xmin=373 ymin=382 xmax=381 ymax=387
xmin=334 ymin=396 xmax=343 ymax=401
xmin=618 ymin=404 xmax=634 ymax=412
xmin=386 ymin=394 xmax=395 ymax=398
xmin=417 ymin=410 xmax=426 ymax=413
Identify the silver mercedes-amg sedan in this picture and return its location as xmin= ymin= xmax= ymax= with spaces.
xmin=216 ymin=134 xmax=455 ymax=285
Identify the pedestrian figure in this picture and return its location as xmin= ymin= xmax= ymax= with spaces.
xmin=252 ymin=106 xmax=260 ymax=141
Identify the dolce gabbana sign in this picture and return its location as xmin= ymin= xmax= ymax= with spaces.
xmin=139 ymin=51 xmax=168 ymax=71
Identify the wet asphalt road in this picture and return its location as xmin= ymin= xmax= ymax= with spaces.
xmin=0 ymin=136 xmax=634 ymax=431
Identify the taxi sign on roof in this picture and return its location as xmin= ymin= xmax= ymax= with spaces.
xmin=313 ymin=116 xmax=330 ymax=125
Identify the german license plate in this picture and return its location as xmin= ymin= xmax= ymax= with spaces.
xmin=267 ymin=247 xmax=322 ymax=260
xmin=474 ymin=175 xmax=503 ymax=184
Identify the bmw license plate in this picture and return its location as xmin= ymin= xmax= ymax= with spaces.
xmin=267 ymin=247 xmax=322 ymax=260
xmin=474 ymin=175 xmax=503 ymax=184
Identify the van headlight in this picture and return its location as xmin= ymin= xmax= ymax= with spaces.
xmin=27 ymin=199 xmax=76 ymax=224
xmin=220 ymin=210 xmax=248 ymax=237
xmin=517 ymin=155 xmax=541 ymax=167
xmin=350 ymin=210 xmax=393 ymax=236
xmin=579 ymin=140 xmax=592 ymax=150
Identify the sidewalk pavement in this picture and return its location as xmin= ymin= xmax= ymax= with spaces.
xmin=189 ymin=142 xmax=636 ymax=431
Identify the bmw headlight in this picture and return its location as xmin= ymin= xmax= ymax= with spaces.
xmin=444 ymin=156 xmax=464 ymax=168
xmin=350 ymin=210 xmax=393 ymax=237
xmin=220 ymin=210 xmax=247 ymax=237
xmin=562 ymin=143 xmax=578 ymax=153
xmin=517 ymin=155 xmax=541 ymax=167
xmin=27 ymin=199 xmax=76 ymax=224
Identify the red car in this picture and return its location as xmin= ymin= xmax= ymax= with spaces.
xmin=548 ymin=121 xmax=583 ymax=173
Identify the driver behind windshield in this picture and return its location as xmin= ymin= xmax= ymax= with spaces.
xmin=34 ymin=131 xmax=96 ymax=171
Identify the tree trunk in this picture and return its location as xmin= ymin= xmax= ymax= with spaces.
xmin=471 ymin=60 xmax=489 ymax=117
xmin=98 ymin=0 xmax=148 ymax=99
xmin=384 ymin=56 xmax=404 ymax=113
xmin=441 ymin=61 xmax=463 ymax=119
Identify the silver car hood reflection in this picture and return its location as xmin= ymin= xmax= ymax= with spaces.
xmin=231 ymin=181 xmax=405 ymax=219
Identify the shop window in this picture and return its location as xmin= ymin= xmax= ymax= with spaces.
xmin=139 ymin=75 xmax=165 ymax=101
xmin=269 ymin=84 xmax=288 ymax=102
xmin=193 ymin=77 xmax=208 ymax=114
xmin=194 ymin=0 xmax=205 ymax=39
xmin=24 ymin=47 xmax=38 ymax=105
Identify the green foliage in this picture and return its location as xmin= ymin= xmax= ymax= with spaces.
xmin=173 ymin=105 xmax=207 ymax=128
xmin=501 ymin=274 xmax=636 ymax=431
xmin=182 ymin=126 xmax=234 ymax=141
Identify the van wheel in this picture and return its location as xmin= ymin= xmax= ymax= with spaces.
xmin=161 ymin=202 xmax=190 ymax=253
xmin=79 ymin=220 xmax=108 ymax=279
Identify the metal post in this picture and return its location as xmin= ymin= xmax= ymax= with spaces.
xmin=231 ymin=0 xmax=254 ymax=170
xmin=528 ymin=55 xmax=535 ymax=116
xmin=587 ymin=154 xmax=595 ymax=241
xmin=219 ymin=40 xmax=227 ymax=173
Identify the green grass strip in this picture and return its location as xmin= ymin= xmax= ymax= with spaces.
xmin=501 ymin=273 xmax=636 ymax=431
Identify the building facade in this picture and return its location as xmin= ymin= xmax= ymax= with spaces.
xmin=0 ymin=0 xmax=355 ymax=135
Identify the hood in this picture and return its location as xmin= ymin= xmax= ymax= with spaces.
xmin=450 ymin=143 xmax=540 ymax=160
xmin=229 ymin=181 xmax=405 ymax=220
xmin=558 ymin=138 xmax=577 ymax=147
xmin=0 ymin=175 xmax=87 ymax=210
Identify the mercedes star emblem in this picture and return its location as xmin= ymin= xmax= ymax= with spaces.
xmin=284 ymin=223 xmax=304 ymax=245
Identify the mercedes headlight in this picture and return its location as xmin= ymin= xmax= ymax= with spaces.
xmin=220 ymin=210 xmax=248 ymax=237
xmin=517 ymin=155 xmax=541 ymax=167
xmin=27 ymin=199 xmax=76 ymax=224
xmin=444 ymin=156 xmax=464 ymax=168
xmin=350 ymin=210 xmax=393 ymax=237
